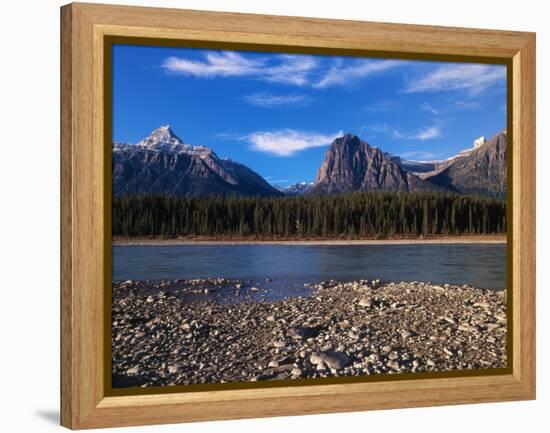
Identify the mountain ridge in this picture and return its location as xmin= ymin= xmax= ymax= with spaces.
xmin=112 ymin=126 xmax=507 ymax=199
xmin=113 ymin=126 xmax=282 ymax=197
xmin=420 ymin=130 xmax=507 ymax=197
xmin=309 ymin=131 xmax=507 ymax=197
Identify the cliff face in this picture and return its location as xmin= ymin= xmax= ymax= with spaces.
xmin=310 ymin=134 xmax=431 ymax=194
xmin=423 ymin=131 xmax=507 ymax=197
xmin=310 ymin=131 xmax=507 ymax=197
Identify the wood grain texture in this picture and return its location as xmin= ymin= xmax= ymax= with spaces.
xmin=511 ymin=35 xmax=536 ymax=395
xmin=72 ymin=2 xmax=532 ymax=58
xmin=60 ymin=2 xmax=536 ymax=429
xmin=60 ymin=4 xmax=73 ymax=429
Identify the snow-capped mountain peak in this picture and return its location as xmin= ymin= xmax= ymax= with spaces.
xmin=134 ymin=125 xmax=211 ymax=156
xmin=276 ymin=182 xmax=314 ymax=195
xmin=137 ymin=125 xmax=182 ymax=148
xmin=445 ymin=135 xmax=488 ymax=162
xmin=474 ymin=136 xmax=486 ymax=149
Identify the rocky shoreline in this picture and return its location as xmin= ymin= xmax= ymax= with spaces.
xmin=112 ymin=235 xmax=506 ymax=246
xmin=112 ymin=279 xmax=507 ymax=388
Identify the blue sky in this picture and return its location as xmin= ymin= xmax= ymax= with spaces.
xmin=112 ymin=45 xmax=507 ymax=187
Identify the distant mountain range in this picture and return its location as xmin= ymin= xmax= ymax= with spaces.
xmin=276 ymin=182 xmax=314 ymax=195
xmin=113 ymin=126 xmax=507 ymax=198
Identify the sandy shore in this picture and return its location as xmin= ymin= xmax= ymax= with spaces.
xmin=112 ymin=278 xmax=507 ymax=388
xmin=112 ymin=235 xmax=506 ymax=246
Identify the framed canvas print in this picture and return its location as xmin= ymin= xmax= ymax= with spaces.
xmin=60 ymin=2 xmax=536 ymax=429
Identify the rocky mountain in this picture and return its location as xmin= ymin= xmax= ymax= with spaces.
xmin=113 ymin=127 xmax=507 ymax=199
xmin=310 ymin=134 xmax=436 ymax=194
xmin=113 ymin=126 xmax=282 ymax=197
xmin=391 ymin=136 xmax=488 ymax=175
xmin=421 ymin=130 xmax=507 ymax=197
xmin=310 ymin=132 xmax=507 ymax=197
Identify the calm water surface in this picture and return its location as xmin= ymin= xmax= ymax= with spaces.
xmin=113 ymin=244 xmax=506 ymax=301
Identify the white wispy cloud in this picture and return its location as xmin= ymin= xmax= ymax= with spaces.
xmin=244 ymin=92 xmax=311 ymax=108
xmin=263 ymin=55 xmax=318 ymax=86
xmin=451 ymin=99 xmax=482 ymax=110
xmin=314 ymin=59 xmax=401 ymax=89
xmin=365 ymin=124 xmax=442 ymax=141
xmin=417 ymin=127 xmax=441 ymax=140
xmin=400 ymin=150 xmax=440 ymax=160
xmin=163 ymin=52 xmax=262 ymax=77
xmin=162 ymin=52 xmax=318 ymax=86
xmin=419 ymin=102 xmax=439 ymax=115
xmin=214 ymin=130 xmax=242 ymax=140
xmin=163 ymin=53 xmax=404 ymax=90
xmin=244 ymin=129 xmax=343 ymax=156
xmin=405 ymin=64 xmax=506 ymax=95
xmin=392 ymin=126 xmax=442 ymax=141
xmin=366 ymin=123 xmax=392 ymax=134
xmin=365 ymin=100 xmax=398 ymax=112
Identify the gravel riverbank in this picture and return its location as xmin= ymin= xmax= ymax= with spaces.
xmin=112 ymin=279 xmax=507 ymax=388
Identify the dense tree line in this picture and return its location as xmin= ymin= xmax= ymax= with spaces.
xmin=112 ymin=192 xmax=507 ymax=238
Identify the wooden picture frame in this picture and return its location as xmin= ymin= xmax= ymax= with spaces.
xmin=60 ymin=2 xmax=536 ymax=429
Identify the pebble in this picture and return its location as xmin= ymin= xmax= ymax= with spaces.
xmin=291 ymin=367 xmax=303 ymax=377
xmin=400 ymin=330 xmax=411 ymax=339
xmin=387 ymin=360 xmax=400 ymax=370
xmin=288 ymin=326 xmax=321 ymax=340
xmin=310 ymin=351 xmax=352 ymax=370
xmin=358 ymin=298 xmax=373 ymax=308
xmin=111 ymin=278 xmax=507 ymax=388
xmin=443 ymin=347 xmax=455 ymax=357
